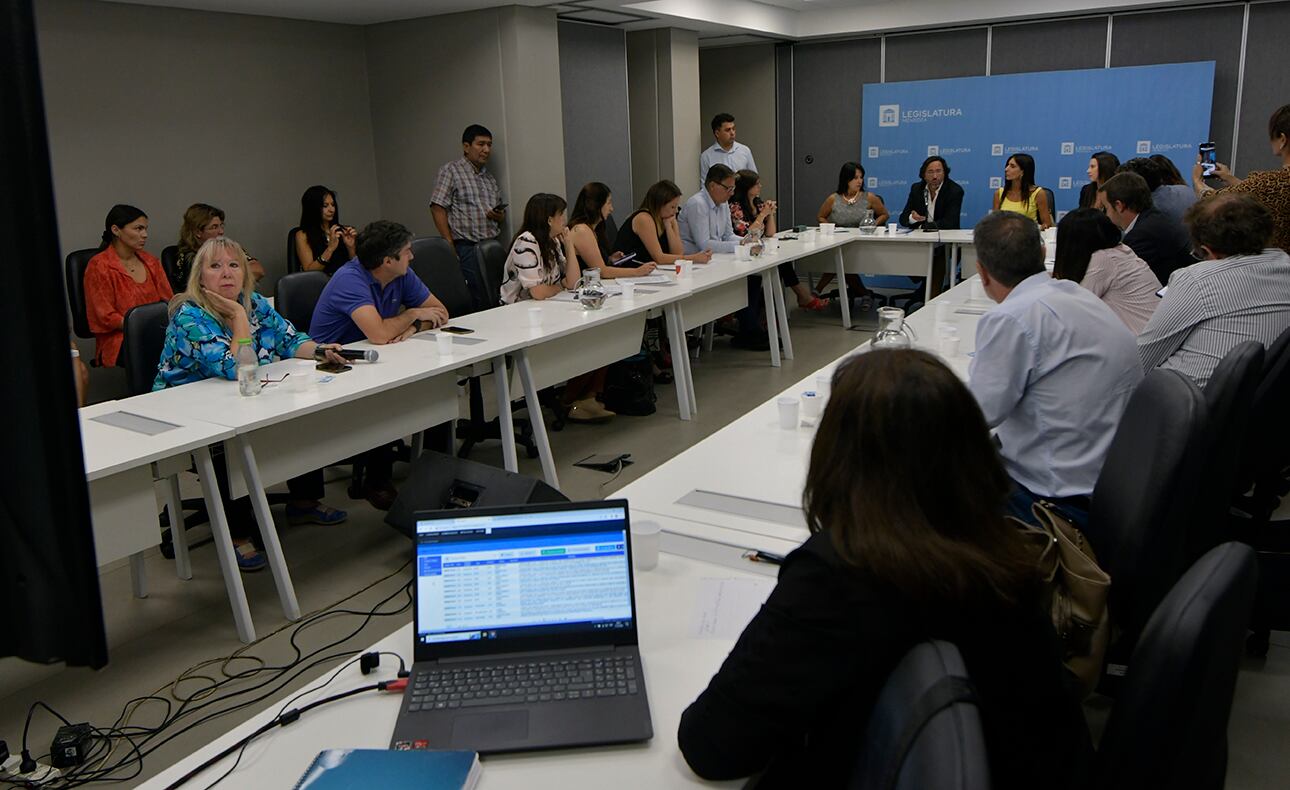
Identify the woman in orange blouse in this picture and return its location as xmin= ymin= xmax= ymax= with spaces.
xmin=84 ymin=204 xmax=173 ymax=366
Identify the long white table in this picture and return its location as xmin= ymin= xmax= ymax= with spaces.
xmin=138 ymin=549 xmax=767 ymax=790
xmin=794 ymin=228 xmax=943 ymax=328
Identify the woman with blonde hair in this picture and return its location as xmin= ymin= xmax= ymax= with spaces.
xmin=154 ymin=237 xmax=349 ymax=569
xmin=172 ymin=203 xmax=265 ymax=291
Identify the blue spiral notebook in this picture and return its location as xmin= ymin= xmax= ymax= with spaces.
xmin=294 ymin=749 xmax=480 ymax=789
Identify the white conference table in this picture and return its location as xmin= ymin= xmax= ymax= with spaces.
xmin=79 ymin=402 xmax=257 ymax=640
xmin=793 ymin=228 xmax=943 ymax=328
xmin=616 ymin=276 xmax=989 ymax=570
xmin=139 ymin=549 xmax=766 ymax=790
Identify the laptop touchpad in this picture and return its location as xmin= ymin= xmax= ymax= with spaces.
xmin=451 ymin=711 xmax=529 ymax=745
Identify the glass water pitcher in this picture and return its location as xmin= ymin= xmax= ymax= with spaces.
xmin=576 ymin=268 xmax=607 ymax=310
xmin=872 ymin=306 xmax=915 ymax=349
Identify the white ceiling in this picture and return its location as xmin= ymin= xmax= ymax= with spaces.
xmin=98 ymin=0 xmax=1212 ymax=38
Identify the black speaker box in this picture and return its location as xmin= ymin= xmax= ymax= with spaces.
xmin=385 ymin=450 xmax=568 ymax=538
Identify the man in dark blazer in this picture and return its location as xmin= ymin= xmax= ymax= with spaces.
xmin=1099 ymin=171 xmax=1195 ymax=286
xmin=899 ymin=155 xmax=965 ymax=230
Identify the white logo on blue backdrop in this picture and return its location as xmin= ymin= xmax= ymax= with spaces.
xmin=868 ymin=146 xmax=879 ymax=159
xmin=861 ymin=63 xmax=1214 ymax=227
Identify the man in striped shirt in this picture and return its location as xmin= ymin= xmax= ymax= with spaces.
xmin=1138 ymin=194 xmax=1290 ymax=387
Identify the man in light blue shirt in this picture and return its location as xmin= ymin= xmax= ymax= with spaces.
xmin=969 ymin=211 xmax=1142 ymax=526
xmin=680 ymin=165 xmax=768 ymax=349
xmin=700 ymin=113 xmax=758 ymax=186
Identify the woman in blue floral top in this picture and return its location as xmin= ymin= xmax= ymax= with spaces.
xmin=155 ymin=237 xmax=350 ymax=571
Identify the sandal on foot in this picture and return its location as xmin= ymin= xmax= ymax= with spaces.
xmin=798 ymin=297 xmax=830 ymax=312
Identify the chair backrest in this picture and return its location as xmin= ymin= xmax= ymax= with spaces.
xmin=1096 ymin=542 xmax=1257 ymax=790
xmin=849 ymin=641 xmax=990 ymax=790
xmin=274 ymin=271 xmax=330 ymax=334
xmin=1193 ymin=341 xmax=1264 ymax=556
xmin=160 ymin=245 xmax=181 ymax=288
xmin=409 ymin=237 xmax=476 ymax=317
xmin=1042 ymin=187 xmax=1056 ymax=215
xmin=1237 ymin=325 xmax=1290 ymax=493
xmin=603 ymin=213 xmax=619 ymax=252
xmin=65 ymin=247 xmax=100 ymax=339
xmin=286 ymin=227 xmax=302 ymax=274
xmin=1088 ymin=369 xmax=1208 ymax=646
xmin=119 ymin=301 xmax=170 ymax=396
xmin=476 ymin=238 xmax=507 ymax=309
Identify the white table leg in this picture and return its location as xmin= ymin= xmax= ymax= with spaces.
xmin=514 ymin=349 xmax=560 ymax=489
xmin=950 ymin=243 xmax=961 ymax=287
xmin=409 ymin=431 xmax=424 ymax=461
xmin=493 ymin=356 xmax=519 ymax=473
xmin=233 ymin=435 xmax=302 ymax=622
xmin=129 ymin=552 xmax=147 ymax=598
xmin=702 ymin=322 xmax=715 ymax=353
xmin=770 ymin=267 xmax=794 ymax=361
xmin=925 ymin=244 xmax=935 ymax=304
xmin=193 ymin=446 xmax=256 ymax=644
xmin=762 ymin=274 xmax=782 ymax=367
xmin=663 ymin=303 xmax=694 ymax=420
xmin=162 ymin=473 xmax=191 ymax=580
xmin=834 ymin=248 xmax=851 ymax=329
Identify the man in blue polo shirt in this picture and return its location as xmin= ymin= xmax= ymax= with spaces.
xmin=311 ymin=220 xmax=450 ymax=509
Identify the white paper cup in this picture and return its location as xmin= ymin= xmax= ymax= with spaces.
xmin=735 ymin=245 xmax=751 ymax=260
xmin=815 ymin=372 xmax=832 ymax=399
xmin=801 ymin=391 xmax=824 ymax=421
xmin=675 ymin=259 xmax=691 ymax=277
xmin=819 ymin=222 xmax=836 ymax=236
xmin=631 ymin=519 xmax=661 ymax=571
xmin=286 ymin=361 xmax=313 ymax=393
xmin=936 ymin=301 xmax=954 ymax=324
xmin=620 ymin=280 xmax=635 ymax=302
xmin=776 ymin=395 xmax=800 ymax=429
xmin=887 ymin=222 xmax=898 ymax=234
xmin=763 ymin=238 xmax=779 ymax=254
xmin=940 ymin=335 xmax=962 ymax=357
xmin=527 ymin=306 xmax=543 ymax=328
xmin=435 ymin=332 xmax=454 ymax=356
xmin=875 ymin=226 xmax=888 ymax=235
xmin=970 ymin=278 xmax=986 ymax=302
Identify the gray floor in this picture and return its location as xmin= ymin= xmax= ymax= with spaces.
xmin=5 ymin=305 xmax=1288 ymax=787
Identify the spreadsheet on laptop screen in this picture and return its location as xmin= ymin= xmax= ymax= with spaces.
xmin=414 ymin=506 xmax=634 ymax=646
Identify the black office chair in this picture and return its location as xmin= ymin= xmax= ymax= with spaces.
xmin=119 ymin=301 xmax=170 ymax=397
xmin=1042 ymin=187 xmax=1056 ymax=217
xmin=1086 ymin=369 xmax=1208 ymax=685
xmin=286 ymin=226 xmax=302 ymax=274
xmin=410 ymin=237 xmax=475 ymax=318
xmin=849 ymin=641 xmax=990 ymax=790
xmin=603 ymin=214 xmax=619 ymax=252
xmin=160 ymin=245 xmax=181 ymax=289
xmin=65 ymin=247 xmax=100 ymax=340
xmin=476 ymin=238 xmax=508 ymax=309
xmin=1191 ymin=341 xmax=1264 ymax=560
xmin=1095 ymin=542 xmax=1257 ymax=790
xmin=274 ymin=271 xmax=330 ymax=333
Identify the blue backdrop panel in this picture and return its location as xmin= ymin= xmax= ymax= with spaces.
xmin=861 ymin=62 xmax=1214 ymax=228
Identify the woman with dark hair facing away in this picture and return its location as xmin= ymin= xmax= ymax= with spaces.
xmin=731 ymin=170 xmax=826 ymax=311
xmin=613 ymin=180 xmax=710 ymax=265
xmin=84 ymin=204 xmax=173 ymax=367
xmin=814 ymin=162 xmax=888 ymax=297
xmin=173 ymin=203 xmax=265 ymax=291
xmin=294 ymin=185 xmax=357 ymax=274
xmin=992 ymin=153 xmax=1054 ymax=228
xmin=678 ymin=350 xmax=1091 ymax=789
xmin=502 ymin=193 xmax=613 ymax=423
xmin=1192 ymin=103 xmax=1290 ymax=254
xmin=1078 ymin=151 xmax=1120 ymax=209
xmin=1151 ymin=154 xmax=1186 ymax=186
xmin=1053 ymin=208 xmax=1161 ymax=334
xmin=567 ymin=182 xmax=657 ymax=278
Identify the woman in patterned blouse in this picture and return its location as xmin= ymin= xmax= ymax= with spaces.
xmin=1193 ymin=103 xmax=1290 ymax=255
xmin=154 ymin=237 xmax=349 ymax=569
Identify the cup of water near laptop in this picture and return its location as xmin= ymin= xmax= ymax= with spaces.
xmin=620 ymin=280 xmax=636 ymax=302
xmin=631 ymin=519 xmax=661 ymax=571
xmin=436 ymin=332 xmax=453 ymax=357
xmin=776 ymin=395 xmax=800 ymax=429
xmin=527 ymin=306 xmax=543 ymax=329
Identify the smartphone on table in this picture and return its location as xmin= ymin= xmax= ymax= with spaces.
xmin=439 ymin=326 xmax=475 ymax=335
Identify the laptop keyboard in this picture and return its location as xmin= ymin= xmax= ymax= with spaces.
xmin=407 ymin=655 xmax=639 ymax=712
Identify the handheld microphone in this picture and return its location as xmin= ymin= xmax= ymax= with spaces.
xmin=317 ymin=348 xmax=379 ymax=363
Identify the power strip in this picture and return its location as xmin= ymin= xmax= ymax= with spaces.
xmin=0 ymin=755 xmax=63 ymax=785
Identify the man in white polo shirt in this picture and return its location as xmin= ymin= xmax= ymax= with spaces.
xmin=700 ymin=113 xmax=758 ymax=187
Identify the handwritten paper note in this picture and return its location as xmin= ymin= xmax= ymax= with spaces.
xmin=691 ymin=577 xmax=776 ymax=639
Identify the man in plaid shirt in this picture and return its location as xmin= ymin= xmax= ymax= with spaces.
xmin=431 ymin=124 xmax=506 ymax=310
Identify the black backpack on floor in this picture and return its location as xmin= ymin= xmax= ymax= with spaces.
xmin=602 ymin=353 xmax=657 ymax=416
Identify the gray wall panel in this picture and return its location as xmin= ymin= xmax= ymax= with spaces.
xmin=776 ymin=44 xmax=795 ymax=223
xmin=990 ymin=17 xmax=1108 ymax=75
xmin=1110 ymin=5 xmax=1244 ymax=169
xmin=1236 ymin=1 xmax=1289 ymax=174
xmin=885 ymin=28 xmax=988 ymax=82
xmin=559 ymin=22 xmax=632 ymax=206
xmin=790 ymin=38 xmax=881 ymax=226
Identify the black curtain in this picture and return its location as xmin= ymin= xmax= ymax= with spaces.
xmin=0 ymin=0 xmax=108 ymax=668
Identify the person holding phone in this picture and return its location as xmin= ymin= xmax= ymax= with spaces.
xmin=154 ymin=237 xmax=350 ymax=569
xmin=731 ymin=169 xmax=825 ymax=311
xmin=567 ymin=182 xmax=656 ymax=279
xmin=1192 ymin=104 xmax=1290 ymax=254
xmin=84 ymin=204 xmax=174 ymax=367
xmin=295 ymin=185 xmax=356 ymax=275
xmin=431 ymin=124 xmax=504 ymax=310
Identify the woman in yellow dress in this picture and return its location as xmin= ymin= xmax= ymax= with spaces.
xmin=992 ymin=153 xmax=1053 ymax=229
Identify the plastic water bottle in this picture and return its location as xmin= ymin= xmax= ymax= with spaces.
xmin=236 ymin=338 xmax=260 ymax=397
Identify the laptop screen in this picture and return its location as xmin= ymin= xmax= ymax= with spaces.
xmin=413 ymin=502 xmax=635 ymax=655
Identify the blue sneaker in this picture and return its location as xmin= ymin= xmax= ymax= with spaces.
xmin=285 ymin=503 xmax=349 ymax=526
xmin=235 ymin=541 xmax=267 ymax=573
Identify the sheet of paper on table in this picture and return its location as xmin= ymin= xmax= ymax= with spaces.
xmin=691 ymin=577 xmax=776 ymax=639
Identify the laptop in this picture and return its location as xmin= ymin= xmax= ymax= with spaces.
xmin=390 ymin=500 xmax=653 ymax=754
